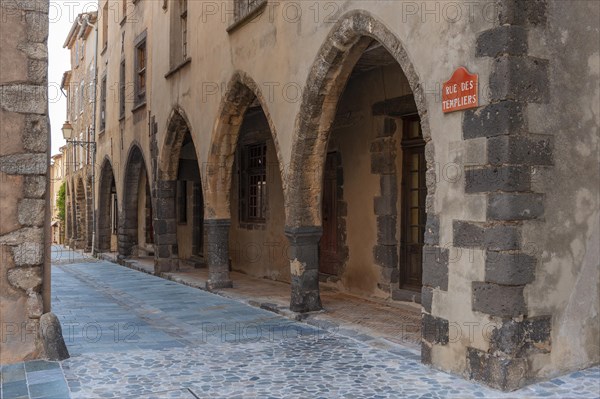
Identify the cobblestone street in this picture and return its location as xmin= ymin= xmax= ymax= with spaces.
xmin=1 ymin=247 xmax=599 ymax=399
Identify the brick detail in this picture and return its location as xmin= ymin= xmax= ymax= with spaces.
xmin=422 ymin=313 xmax=449 ymax=345
xmin=488 ymin=135 xmax=553 ymax=166
xmin=487 ymin=193 xmax=544 ymax=221
xmin=421 ymin=286 xmax=434 ymax=313
xmin=476 ymin=25 xmax=528 ymax=58
xmin=467 ymin=347 xmax=527 ymax=391
xmin=472 ymin=282 xmax=526 ymax=318
xmin=453 ymin=221 xmax=521 ymax=251
xmin=422 ymin=246 xmax=448 ymax=291
xmin=424 ymin=214 xmax=439 ymax=246
xmin=489 ymin=56 xmax=549 ymax=103
xmin=489 ymin=316 xmax=551 ymax=357
xmin=463 ymin=101 xmax=525 ymax=139
xmin=460 ymin=0 xmax=551 ymax=391
xmin=485 ymin=251 xmax=536 ymax=285
xmin=465 ymin=166 xmax=531 ymax=193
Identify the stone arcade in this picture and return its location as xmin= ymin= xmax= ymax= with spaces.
xmin=2 ymin=0 xmax=598 ymax=392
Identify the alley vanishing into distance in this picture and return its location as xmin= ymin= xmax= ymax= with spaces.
xmin=1 ymin=247 xmax=598 ymax=399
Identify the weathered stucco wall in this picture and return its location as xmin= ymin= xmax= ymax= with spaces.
xmin=524 ymin=0 xmax=600 ymax=378
xmin=0 ymin=0 xmax=49 ymax=363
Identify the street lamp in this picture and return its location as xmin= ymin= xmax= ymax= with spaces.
xmin=61 ymin=121 xmax=96 ymax=150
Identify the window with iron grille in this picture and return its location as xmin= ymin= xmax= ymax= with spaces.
xmin=239 ymin=142 xmax=267 ymax=223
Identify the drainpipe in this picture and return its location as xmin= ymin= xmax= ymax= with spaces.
xmin=81 ymin=13 xmax=99 ymax=255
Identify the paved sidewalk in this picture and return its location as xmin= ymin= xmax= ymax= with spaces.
xmin=103 ymin=253 xmax=422 ymax=349
xmin=1 ymin=247 xmax=599 ymax=398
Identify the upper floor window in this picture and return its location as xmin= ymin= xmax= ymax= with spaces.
xmin=75 ymin=41 xmax=80 ymax=67
xmin=234 ymin=0 xmax=265 ymax=21
xmin=79 ymin=81 xmax=85 ymax=113
xmin=119 ymin=59 xmax=126 ymax=117
xmin=99 ymin=75 xmax=107 ymax=132
xmin=169 ymin=0 xmax=189 ymax=69
xmin=181 ymin=0 xmax=188 ymax=59
xmin=134 ymin=31 xmax=147 ymax=106
xmin=102 ymin=3 xmax=108 ymax=50
xmin=239 ymin=142 xmax=267 ymax=223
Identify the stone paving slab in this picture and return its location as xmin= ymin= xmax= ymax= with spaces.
xmin=2 ymin=247 xmax=598 ymax=398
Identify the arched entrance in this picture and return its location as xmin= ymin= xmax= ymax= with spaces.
xmin=155 ymin=108 xmax=204 ymax=272
xmin=119 ymin=144 xmax=154 ymax=259
xmin=286 ymin=11 xmax=434 ymax=312
xmin=96 ymin=158 xmax=118 ymax=254
xmin=204 ymin=72 xmax=286 ymax=289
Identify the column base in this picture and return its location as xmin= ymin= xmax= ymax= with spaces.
xmin=206 ymin=279 xmax=234 ymax=290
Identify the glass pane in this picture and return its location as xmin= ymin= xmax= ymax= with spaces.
xmin=411 ymin=208 xmax=420 ymax=224
xmin=411 ymin=172 xmax=419 ymax=187
xmin=411 ymin=226 xmax=420 ymax=243
xmin=410 ymin=190 xmax=419 ymax=207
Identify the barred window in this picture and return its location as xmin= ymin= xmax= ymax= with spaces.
xmin=240 ymin=142 xmax=267 ymax=223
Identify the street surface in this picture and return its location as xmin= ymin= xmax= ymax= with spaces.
xmin=1 ymin=247 xmax=598 ymax=398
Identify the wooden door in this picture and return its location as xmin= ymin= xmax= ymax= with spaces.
xmin=400 ymin=116 xmax=426 ymax=290
xmin=320 ymin=152 xmax=339 ymax=276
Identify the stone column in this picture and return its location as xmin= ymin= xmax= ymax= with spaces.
xmin=0 ymin=0 xmax=64 ymax=362
xmin=153 ymin=180 xmax=178 ymax=273
xmin=205 ymin=219 xmax=233 ymax=289
xmin=285 ymin=226 xmax=323 ymax=313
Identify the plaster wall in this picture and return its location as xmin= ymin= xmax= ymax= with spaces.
xmin=522 ymin=0 xmax=600 ymax=378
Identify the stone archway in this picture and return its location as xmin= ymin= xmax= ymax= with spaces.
xmin=285 ymin=10 xmax=435 ymax=313
xmin=203 ymin=71 xmax=286 ymax=289
xmin=96 ymin=157 xmax=117 ymax=253
xmin=119 ymin=144 xmax=154 ymax=259
xmin=154 ymin=107 xmax=204 ymax=272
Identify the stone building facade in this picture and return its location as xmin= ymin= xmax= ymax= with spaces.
xmin=0 ymin=0 xmax=50 ymax=363
xmin=50 ymin=150 xmax=65 ymax=244
xmin=61 ymin=12 xmax=98 ymax=252
xmin=63 ymin=0 xmax=599 ymax=390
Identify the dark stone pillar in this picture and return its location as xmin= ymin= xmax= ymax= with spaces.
xmin=205 ymin=219 xmax=233 ymax=289
xmin=154 ymin=180 xmax=178 ymax=273
xmin=285 ymin=226 xmax=323 ymax=313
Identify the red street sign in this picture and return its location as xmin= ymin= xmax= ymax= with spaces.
xmin=442 ymin=67 xmax=479 ymax=113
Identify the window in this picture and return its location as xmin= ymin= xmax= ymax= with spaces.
xmin=73 ymin=86 xmax=78 ymax=120
xmin=75 ymin=41 xmax=79 ymax=67
xmin=79 ymin=81 xmax=85 ymax=113
xmin=102 ymin=3 xmax=108 ymax=50
xmin=169 ymin=1 xmax=189 ymax=68
xmin=100 ymin=75 xmax=107 ymax=131
xmin=181 ymin=0 xmax=188 ymax=59
xmin=177 ymin=180 xmax=187 ymax=224
xmin=119 ymin=59 xmax=125 ymax=117
xmin=134 ymin=32 xmax=147 ymax=105
xmin=234 ymin=0 xmax=265 ymax=22
xmin=239 ymin=142 xmax=267 ymax=223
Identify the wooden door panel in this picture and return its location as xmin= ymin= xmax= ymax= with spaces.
xmin=320 ymin=152 xmax=339 ymax=276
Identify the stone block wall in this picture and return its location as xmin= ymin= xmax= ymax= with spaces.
xmin=0 ymin=0 xmax=50 ymax=363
